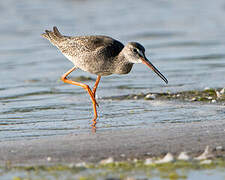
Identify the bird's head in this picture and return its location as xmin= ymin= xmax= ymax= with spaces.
xmin=123 ymin=42 xmax=168 ymax=84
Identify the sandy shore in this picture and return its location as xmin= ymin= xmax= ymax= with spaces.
xmin=1 ymin=118 xmax=225 ymax=166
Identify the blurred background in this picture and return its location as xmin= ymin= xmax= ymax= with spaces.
xmin=0 ymin=0 xmax=225 ymax=140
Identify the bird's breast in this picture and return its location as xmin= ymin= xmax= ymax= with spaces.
xmin=63 ymin=52 xmax=114 ymax=76
xmin=113 ymin=63 xmax=133 ymax=75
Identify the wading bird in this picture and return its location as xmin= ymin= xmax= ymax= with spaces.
xmin=42 ymin=27 xmax=168 ymax=128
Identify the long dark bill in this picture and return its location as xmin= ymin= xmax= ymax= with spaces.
xmin=141 ymin=57 xmax=168 ymax=84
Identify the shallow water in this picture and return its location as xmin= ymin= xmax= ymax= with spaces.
xmin=0 ymin=0 xmax=225 ymax=140
xmin=1 ymin=164 xmax=225 ymax=180
xmin=1 ymin=0 xmax=225 ymax=179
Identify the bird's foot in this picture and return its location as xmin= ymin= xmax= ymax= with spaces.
xmin=91 ymin=119 xmax=97 ymax=131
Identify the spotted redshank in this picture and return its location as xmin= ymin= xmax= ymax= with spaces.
xmin=42 ymin=26 xmax=168 ymax=128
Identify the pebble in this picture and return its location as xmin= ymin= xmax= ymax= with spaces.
xmin=120 ymin=153 xmax=126 ymax=157
xmin=194 ymin=146 xmax=214 ymax=160
xmin=144 ymin=94 xmax=156 ymax=100
xmin=144 ymin=158 xmax=154 ymax=165
xmin=220 ymin=88 xmax=225 ymax=94
xmin=200 ymin=159 xmax=212 ymax=164
xmin=99 ymin=157 xmax=114 ymax=165
xmin=211 ymin=99 xmax=217 ymax=103
xmin=47 ymin=157 xmax=52 ymax=161
xmin=124 ymin=177 xmax=136 ymax=180
xmin=75 ymin=162 xmax=87 ymax=167
xmin=155 ymin=153 xmax=174 ymax=164
xmin=216 ymin=91 xmax=222 ymax=99
xmin=204 ymin=87 xmax=210 ymax=90
xmin=177 ymin=152 xmax=191 ymax=161
xmin=216 ymin=146 xmax=223 ymax=151
xmin=133 ymin=95 xmax=138 ymax=100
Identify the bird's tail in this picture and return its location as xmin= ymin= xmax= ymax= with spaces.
xmin=41 ymin=26 xmax=63 ymax=46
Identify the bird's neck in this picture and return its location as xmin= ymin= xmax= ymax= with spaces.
xmin=113 ymin=53 xmax=134 ymax=75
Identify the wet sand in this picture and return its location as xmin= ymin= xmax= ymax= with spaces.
xmin=1 ymin=118 xmax=225 ymax=166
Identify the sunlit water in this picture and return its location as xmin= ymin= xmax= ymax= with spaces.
xmin=1 ymin=0 xmax=225 ymax=179
xmin=1 ymin=165 xmax=225 ymax=180
xmin=0 ymin=0 xmax=225 ymax=141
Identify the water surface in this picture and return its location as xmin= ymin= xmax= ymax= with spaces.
xmin=0 ymin=0 xmax=225 ymax=141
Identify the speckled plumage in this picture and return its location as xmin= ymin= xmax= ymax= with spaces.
xmin=42 ymin=27 xmax=138 ymax=76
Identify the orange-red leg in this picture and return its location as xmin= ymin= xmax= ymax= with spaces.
xmin=61 ymin=67 xmax=98 ymax=128
xmin=92 ymin=76 xmax=101 ymax=98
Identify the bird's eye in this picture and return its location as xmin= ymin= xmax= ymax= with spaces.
xmin=133 ymin=49 xmax=138 ymax=53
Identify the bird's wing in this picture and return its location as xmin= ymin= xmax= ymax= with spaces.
xmin=96 ymin=36 xmax=125 ymax=58
xmin=58 ymin=35 xmax=124 ymax=58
